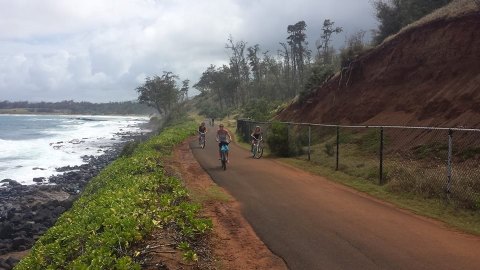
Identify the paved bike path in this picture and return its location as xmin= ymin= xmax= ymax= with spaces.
xmin=190 ymin=126 xmax=480 ymax=270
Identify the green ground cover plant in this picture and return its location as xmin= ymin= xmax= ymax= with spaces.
xmin=15 ymin=120 xmax=212 ymax=270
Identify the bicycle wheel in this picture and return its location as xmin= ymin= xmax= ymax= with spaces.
xmin=221 ymin=152 xmax=227 ymax=170
xmin=254 ymin=145 xmax=263 ymax=159
xmin=201 ymin=137 xmax=205 ymax=149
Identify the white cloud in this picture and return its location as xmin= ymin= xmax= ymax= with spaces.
xmin=0 ymin=0 xmax=377 ymax=102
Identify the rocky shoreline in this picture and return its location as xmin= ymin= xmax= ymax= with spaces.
xmin=0 ymin=128 xmax=154 ymax=270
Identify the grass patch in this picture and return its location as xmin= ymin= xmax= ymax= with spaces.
xmin=15 ymin=120 xmax=212 ymax=269
xmin=190 ymin=186 xmax=232 ymax=205
xmin=412 ymin=142 xmax=448 ymax=160
xmin=286 ymin=128 xmax=480 ymax=209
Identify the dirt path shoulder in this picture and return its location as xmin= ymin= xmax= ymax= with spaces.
xmin=168 ymin=138 xmax=287 ymax=270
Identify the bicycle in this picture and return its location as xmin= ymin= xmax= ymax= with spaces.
xmin=199 ymin=132 xmax=206 ymax=149
xmin=251 ymin=137 xmax=263 ymax=159
xmin=220 ymin=143 xmax=229 ymax=170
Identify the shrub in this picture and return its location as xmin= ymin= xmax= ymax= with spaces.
xmin=241 ymin=98 xmax=281 ymax=121
xmin=324 ymin=143 xmax=335 ymax=157
xmin=120 ymin=141 xmax=141 ymax=157
xmin=267 ymin=122 xmax=302 ymax=157
xmin=267 ymin=122 xmax=289 ymax=156
xmin=300 ymin=64 xmax=334 ymax=101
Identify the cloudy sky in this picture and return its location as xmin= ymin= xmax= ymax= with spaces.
xmin=0 ymin=0 xmax=377 ymax=102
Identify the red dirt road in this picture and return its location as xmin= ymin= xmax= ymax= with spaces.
xmin=191 ymin=128 xmax=480 ymax=270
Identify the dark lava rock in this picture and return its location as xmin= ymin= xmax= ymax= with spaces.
xmin=32 ymin=177 xmax=45 ymax=183
xmin=0 ymin=179 xmax=21 ymax=187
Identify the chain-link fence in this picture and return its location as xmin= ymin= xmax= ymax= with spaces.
xmin=237 ymin=119 xmax=480 ymax=210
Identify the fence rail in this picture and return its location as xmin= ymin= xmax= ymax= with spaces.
xmin=237 ymin=119 xmax=480 ymax=210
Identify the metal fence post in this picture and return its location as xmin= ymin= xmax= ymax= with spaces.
xmin=336 ymin=126 xmax=340 ymax=171
xmin=379 ymin=127 xmax=384 ymax=185
xmin=241 ymin=120 xmax=245 ymax=141
xmin=308 ymin=125 xmax=311 ymax=161
xmin=446 ymin=129 xmax=453 ymax=198
xmin=287 ymin=123 xmax=290 ymax=146
xmin=244 ymin=120 xmax=247 ymax=141
xmin=248 ymin=121 xmax=252 ymax=141
xmin=239 ymin=120 xmax=243 ymax=140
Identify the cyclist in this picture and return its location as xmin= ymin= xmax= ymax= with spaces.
xmin=198 ymin=122 xmax=207 ymax=145
xmin=251 ymin=125 xmax=263 ymax=153
xmin=216 ymin=123 xmax=232 ymax=162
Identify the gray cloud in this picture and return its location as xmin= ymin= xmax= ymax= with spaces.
xmin=0 ymin=0 xmax=377 ymax=102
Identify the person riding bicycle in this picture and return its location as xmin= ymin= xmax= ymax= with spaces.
xmin=216 ymin=123 xmax=231 ymax=162
xmin=251 ymin=126 xmax=263 ymax=152
xmin=198 ymin=122 xmax=207 ymax=145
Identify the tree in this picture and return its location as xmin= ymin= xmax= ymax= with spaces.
xmin=373 ymin=0 xmax=402 ymax=44
xmin=315 ymin=19 xmax=343 ymax=64
xmin=136 ymin=72 xmax=180 ymax=116
xmin=193 ymin=65 xmax=216 ymax=94
xmin=247 ymin=44 xmax=261 ymax=82
xmin=278 ymin=42 xmax=293 ymax=96
xmin=226 ymin=36 xmax=250 ymax=106
xmin=373 ymin=0 xmax=452 ymax=44
xmin=180 ymin=79 xmax=190 ymax=101
xmin=287 ymin=21 xmax=310 ymax=91
xmin=193 ymin=65 xmax=239 ymax=110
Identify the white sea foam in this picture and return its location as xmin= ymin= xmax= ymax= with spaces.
xmin=0 ymin=115 xmax=149 ymax=185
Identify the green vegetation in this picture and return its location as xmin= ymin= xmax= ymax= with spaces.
xmin=266 ymin=122 xmax=303 ymax=157
xmin=15 ymin=120 xmax=211 ymax=269
xmin=192 ymin=19 xmax=344 ymax=121
xmin=458 ymin=146 xmax=480 ymax=161
xmin=323 ymin=131 xmax=477 ymax=209
xmin=136 ymin=72 xmax=189 ymax=118
xmin=266 ymin=122 xmax=290 ymax=157
xmin=300 ymin=64 xmax=334 ymax=101
xmin=373 ymin=0 xmax=453 ymax=44
xmin=241 ymin=99 xmax=282 ymax=121
xmin=0 ymin=100 xmax=154 ymax=115
xmin=412 ymin=142 xmax=448 ymax=159
xmin=296 ymin=129 xmax=381 ymax=182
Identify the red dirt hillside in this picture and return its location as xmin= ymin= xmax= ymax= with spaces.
xmin=278 ymin=1 xmax=480 ymax=128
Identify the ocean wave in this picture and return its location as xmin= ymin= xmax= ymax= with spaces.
xmin=0 ymin=115 xmax=149 ymax=184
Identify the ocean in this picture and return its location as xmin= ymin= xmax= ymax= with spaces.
xmin=0 ymin=114 xmax=149 ymax=185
